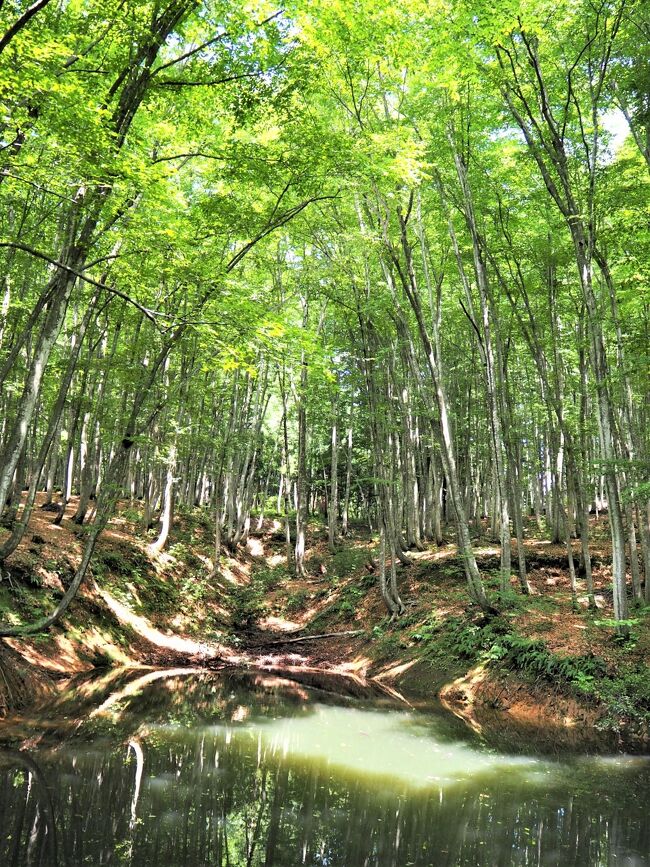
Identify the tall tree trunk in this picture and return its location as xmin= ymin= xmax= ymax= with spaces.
xmin=294 ymin=299 xmax=308 ymax=579
xmin=327 ymin=404 xmax=339 ymax=552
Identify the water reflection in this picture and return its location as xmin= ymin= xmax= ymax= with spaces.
xmin=1 ymin=670 xmax=649 ymax=866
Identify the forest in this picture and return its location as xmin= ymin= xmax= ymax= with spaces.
xmin=1 ymin=1 xmax=650 ymax=863
xmin=0 ymin=0 xmax=649 ymax=714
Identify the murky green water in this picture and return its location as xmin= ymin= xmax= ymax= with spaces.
xmin=1 ymin=668 xmax=649 ymax=866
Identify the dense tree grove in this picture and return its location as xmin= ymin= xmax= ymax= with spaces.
xmin=0 ymin=0 xmax=648 ymax=632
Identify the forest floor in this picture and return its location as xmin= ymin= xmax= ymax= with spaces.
xmin=1 ymin=494 xmax=649 ymax=746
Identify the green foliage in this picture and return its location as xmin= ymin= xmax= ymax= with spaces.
xmin=168 ymin=542 xmax=188 ymax=560
xmin=95 ymin=550 xmax=133 ymax=576
xmin=330 ymin=548 xmax=367 ymax=579
xmin=492 ymin=588 xmax=527 ymax=611
xmin=593 ymin=617 xmax=644 ymax=644
xmin=119 ymin=507 xmax=142 ymax=524
xmin=371 ymin=622 xmax=404 ymax=657
xmin=591 ymin=665 xmax=650 ymax=731
xmin=252 ymin=565 xmax=287 ymax=592
xmin=335 ymin=583 xmax=365 ymax=618
xmin=179 ymin=573 xmax=208 ymax=605
xmin=0 ymin=0 xmax=648 ymax=667
xmin=485 ymin=634 xmax=606 ymax=686
xmin=411 ymin=615 xmax=441 ymax=644
xmin=413 ymin=615 xmax=609 ymax=698
xmin=285 ymin=588 xmax=310 ymax=612
xmin=228 ymin=585 xmax=268 ymax=630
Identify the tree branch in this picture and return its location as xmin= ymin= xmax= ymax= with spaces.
xmin=0 ymin=0 xmax=52 ymax=55
xmin=0 ymin=242 xmax=164 ymax=325
xmin=226 ymin=193 xmax=340 ymax=272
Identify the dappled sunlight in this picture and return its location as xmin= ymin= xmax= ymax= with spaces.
xmin=246 ymin=537 xmax=265 ymax=558
xmin=373 ymin=658 xmax=419 ymax=682
xmin=6 ymin=633 xmax=92 ymax=674
xmin=473 ymin=546 xmax=501 ymax=557
xmin=220 ymin=557 xmax=252 ymax=585
xmin=331 ymin=661 xmax=369 ymax=679
xmin=97 ymin=586 xmax=220 ymax=658
xmin=0 ymin=15 xmax=646 ymax=867
xmin=231 ymin=705 xmax=249 ymax=722
xmin=439 ymin=665 xmax=489 ymax=735
xmin=193 ymin=552 xmax=213 ymax=570
xmin=411 ymin=544 xmax=459 ymax=563
xmin=371 ymin=678 xmax=415 ymax=707
xmin=80 ymin=625 xmax=132 ymax=665
xmin=347 ymin=655 xmax=373 ymax=675
xmin=249 ymin=651 xmax=311 ymax=669
xmin=259 ymin=614 xmax=302 ymax=632
xmin=147 ymin=549 xmax=175 ymax=570
xmin=251 ymin=674 xmax=310 ymax=700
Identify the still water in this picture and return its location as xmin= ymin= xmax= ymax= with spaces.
xmin=1 ymin=668 xmax=649 ymax=866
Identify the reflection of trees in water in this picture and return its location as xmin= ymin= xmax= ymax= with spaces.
xmin=38 ymin=670 xmax=331 ymax=740
xmin=1 ymin=673 xmax=650 ymax=865
xmin=0 ymin=750 xmax=58 ymax=866
xmin=2 ymin=731 xmax=650 ymax=866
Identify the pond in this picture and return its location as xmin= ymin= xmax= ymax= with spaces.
xmin=1 ymin=667 xmax=649 ymax=866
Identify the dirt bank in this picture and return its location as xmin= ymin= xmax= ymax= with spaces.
xmin=1 ymin=497 xmax=648 ymax=743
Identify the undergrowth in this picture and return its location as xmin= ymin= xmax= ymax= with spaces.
xmin=406 ymin=613 xmax=650 ymax=731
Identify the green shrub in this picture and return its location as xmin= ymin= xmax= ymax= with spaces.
xmin=96 ymin=550 xmax=132 ymax=575
xmin=488 ymin=633 xmax=606 ymax=684
xmin=412 ymin=615 xmax=441 ymax=644
xmin=331 ymin=547 xmax=367 ymax=578
xmin=252 ymin=565 xmax=286 ymax=592
xmin=590 ymin=664 xmax=650 ymax=730
xmin=168 ymin=541 xmax=188 ymax=560
xmin=119 ymin=507 xmax=142 ymax=523
xmin=228 ymin=585 xmax=267 ymax=629
xmin=424 ymin=616 xmax=608 ymax=696
xmin=285 ymin=588 xmax=310 ymax=612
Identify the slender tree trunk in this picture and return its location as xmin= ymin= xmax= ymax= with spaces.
xmin=342 ymin=422 xmax=352 ymax=536
xmin=294 ymin=300 xmax=308 ymax=579
xmin=327 ymin=404 xmax=339 ymax=551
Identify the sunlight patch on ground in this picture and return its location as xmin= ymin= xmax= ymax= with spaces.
xmin=194 ymin=552 xmax=213 ymax=569
xmin=6 ymin=634 xmax=90 ymax=674
xmin=258 ymin=615 xmax=302 ymax=633
xmin=474 ymin=546 xmax=500 ymax=557
xmin=246 ymin=538 xmax=265 ymax=558
xmin=148 ymin=550 xmax=175 ymax=570
xmin=412 ymin=545 xmax=459 ymax=563
xmin=348 ymin=655 xmax=373 ymax=673
xmin=373 ymin=658 xmax=419 ymax=681
xmin=97 ymin=587 xmax=218 ymax=657
xmin=259 ymin=651 xmax=311 ymax=666
xmin=439 ymin=665 xmax=490 ymax=735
